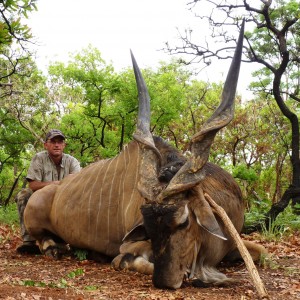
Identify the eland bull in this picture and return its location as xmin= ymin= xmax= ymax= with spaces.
xmin=24 ymin=21 xmax=266 ymax=289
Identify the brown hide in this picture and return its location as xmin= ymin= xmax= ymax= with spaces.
xmin=25 ymin=184 xmax=59 ymax=240
xmin=141 ymin=162 xmax=245 ymax=289
xmin=196 ymin=162 xmax=244 ymax=225
xmin=194 ymin=162 xmax=245 ymax=259
xmin=26 ymin=141 xmax=144 ymax=257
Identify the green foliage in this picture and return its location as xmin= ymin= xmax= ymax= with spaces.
xmin=73 ymin=249 xmax=88 ymax=261
xmin=260 ymin=222 xmax=291 ymax=242
xmin=260 ymin=254 xmax=281 ymax=270
xmin=22 ymin=280 xmax=44 ymax=287
xmin=244 ymin=198 xmax=271 ymax=227
xmin=0 ymin=204 xmax=18 ymax=246
xmin=0 ymin=203 xmax=19 ymax=225
xmin=232 ymin=165 xmax=258 ymax=182
xmin=85 ymin=285 xmax=98 ymax=291
xmin=275 ymin=205 xmax=300 ymax=230
xmin=245 ymin=204 xmax=300 ymax=238
xmin=20 ymin=268 xmax=87 ymax=289
xmin=48 ymin=49 xmax=195 ymax=161
xmin=0 ymin=58 xmax=52 ymax=204
xmin=0 ymin=0 xmax=37 ymax=47
xmin=0 ymin=1 xmax=38 ymax=99
xmin=67 ymin=268 xmax=84 ymax=278
xmin=48 ymin=46 xmax=133 ymax=162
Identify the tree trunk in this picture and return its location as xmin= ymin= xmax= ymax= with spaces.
xmin=244 ymin=63 xmax=300 ymax=233
xmin=265 ymin=186 xmax=300 ymax=224
xmin=271 ymin=65 xmax=300 ymax=218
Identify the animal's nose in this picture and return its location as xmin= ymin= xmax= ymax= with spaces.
xmin=152 ymin=276 xmax=182 ymax=290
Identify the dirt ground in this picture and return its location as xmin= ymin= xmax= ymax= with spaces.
xmin=0 ymin=225 xmax=299 ymax=300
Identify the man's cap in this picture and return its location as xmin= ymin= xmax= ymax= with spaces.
xmin=45 ymin=129 xmax=65 ymax=141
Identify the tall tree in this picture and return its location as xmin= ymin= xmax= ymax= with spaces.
xmin=48 ymin=48 xmax=192 ymax=164
xmin=48 ymin=46 xmax=126 ymax=164
xmin=0 ymin=57 xmax=54 ymax=205
xmin=0 ymin=0 xmax=37 ymax=98
xmin=166 ymin=0 xmax=300 ymax=227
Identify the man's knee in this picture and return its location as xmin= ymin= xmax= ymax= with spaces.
xmin=15 ymin=188 xmax=33 ymax=208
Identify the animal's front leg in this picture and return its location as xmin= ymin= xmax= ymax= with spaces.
xmin=39 ymin=237 xmax=71 ymax=259
xmin=111 ymin=240 xmax=153 ymax=275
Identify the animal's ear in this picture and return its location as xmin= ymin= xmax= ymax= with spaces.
xmin=122 ymin=224 xmax=148 ymax=242
xmin=192 ymin=188 xmax=227 ymax=240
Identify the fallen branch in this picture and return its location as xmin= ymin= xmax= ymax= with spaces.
xmin=204 ymin=192 xmax=269 ymax=300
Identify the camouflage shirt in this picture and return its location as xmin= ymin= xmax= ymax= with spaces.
xmin=26 ymin=151 xmax=81 ymax=182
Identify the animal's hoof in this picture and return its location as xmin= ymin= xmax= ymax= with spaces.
xmin=192 ymin=279 xmax=210 ymax=288
xmin=111 ymin=254 xmax=124 ymax=270
xmin=111 ymin=253 xmax=135 ymax=270
xmin=16 ymin=243 xmax=41 ymax=255
xmin=44 ymin=246 xmax=61 ymax=260
xmin=119 ymin=253 xmax=135 ymax=270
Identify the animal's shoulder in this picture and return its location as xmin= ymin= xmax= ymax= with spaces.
xmin=202 ymin=162 xmax=242 ymax=198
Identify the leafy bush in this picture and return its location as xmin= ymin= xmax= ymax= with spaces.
xmin=245 ymin=203 xmax=300 ymax=239
xmin=232 ymin=164 xmax=258 ymax=182
xmin=0 ymin=203 xmax=19 ymax=225
xmin=274 ymin=205 xmax=300 ymax=231
xmin=74 ymin=249 xmax=88 ymax=261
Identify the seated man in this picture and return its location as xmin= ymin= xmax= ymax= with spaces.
xmin=15 ymin=129 xmax=81 ymax=254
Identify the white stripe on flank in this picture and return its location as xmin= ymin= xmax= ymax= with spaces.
xmin=121 ymin=144 xmax=131 ymax=230
xmin=124 ymin=145 xmax=140 ymax=228
xmin=106 ymin=150 xmax=120 ymax=241
xmin=51 ymin=141 xmax=141 ymax=251
xmin=116 ymin=144 xmax=128 ymax=240
xmin=86 ymin=161 xmax=107 ymax=246
xmin=95 ymin=157 xmax=114 ymax=246
xmin=53 ymin=175 xmax=73 ymax=224
xmin=121 ymin=144 xmax=129 ymax=233
xmin=54 ymin=171 xmax=90 ymax=231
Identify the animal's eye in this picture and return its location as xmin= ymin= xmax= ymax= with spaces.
xmin=177 ymin=217 xmax=189 ymax=230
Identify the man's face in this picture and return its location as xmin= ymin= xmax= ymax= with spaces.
xmin=44 ymin=137 xmax=66 ymax=157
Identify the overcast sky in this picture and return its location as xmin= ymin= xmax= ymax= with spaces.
xmin=26 ymin=0 xmax=254 ymax=99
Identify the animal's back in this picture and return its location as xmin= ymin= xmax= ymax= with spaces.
xmin=49 ymin=141 xmax=144 ymax=257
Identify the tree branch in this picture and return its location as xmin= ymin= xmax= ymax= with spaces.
xmin=204 ymin=192 xmax=269 ymax=300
